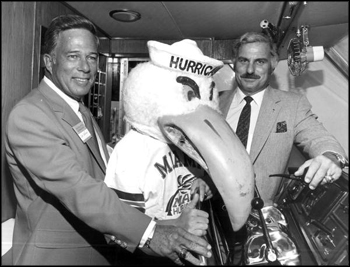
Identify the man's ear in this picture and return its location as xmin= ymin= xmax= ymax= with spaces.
xmin=43 ymin=54 xmax=54 ymax=75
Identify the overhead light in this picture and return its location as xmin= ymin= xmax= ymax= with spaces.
xmin=109 ymin=9 xmax=141 ymax=22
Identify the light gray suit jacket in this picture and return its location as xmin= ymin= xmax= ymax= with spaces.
xmin=219 ymin=85 xmax=347 ymax=205
xmin=5 ymin=79 xmax=152 ymax=265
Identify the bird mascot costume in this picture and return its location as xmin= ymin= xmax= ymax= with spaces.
xmin=105 ymin=39 xmax=255 ymax=265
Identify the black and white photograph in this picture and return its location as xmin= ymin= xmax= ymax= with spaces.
xmin=2 ymin=2 xmax=348 ymax=266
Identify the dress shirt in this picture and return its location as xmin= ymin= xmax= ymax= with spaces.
xmin=226 ymin=88 xmax=265 ymax=153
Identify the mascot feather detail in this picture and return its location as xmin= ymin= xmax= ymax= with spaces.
xmin=105 ymin=39 xmax=254 ymax=233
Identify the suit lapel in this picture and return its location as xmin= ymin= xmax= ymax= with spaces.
xmin=37 ymin=81 xmax=80 ymax=128
xmin=250 ymin=87 xmax=282 ymax=163
xmin=37 ymin=80 xmax=107 ymax=173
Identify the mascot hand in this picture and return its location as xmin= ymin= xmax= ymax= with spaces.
xmin=191 ymin=178 xmax=213 ymax=202
xmin=175 ymin=193 xmax=209 ymax=236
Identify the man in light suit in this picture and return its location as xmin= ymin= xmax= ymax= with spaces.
xmin=220 ymin=32 xmax=348 ymax=206
xmin=217 ymin=32 xmax=348 ymax=264
xmin=5 ymin=15 xmax=211 ymax=265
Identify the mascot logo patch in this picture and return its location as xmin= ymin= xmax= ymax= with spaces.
xmin=165 ymin=174 xmax=196 ymax=216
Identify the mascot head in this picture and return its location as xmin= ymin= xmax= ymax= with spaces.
xmin=122 ymin=39 xmax=254 ymax=231
xmin=123 ymin=39 xmax=223 ymax=142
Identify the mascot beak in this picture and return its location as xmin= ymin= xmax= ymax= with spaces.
xmin=158 ymin=104 xmax=255 ymax=231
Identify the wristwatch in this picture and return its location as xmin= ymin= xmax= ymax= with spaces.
xmin=334 ymin=153 xmax=349 ymax=169
xmin=145 ymin=237 xmax=152 ymax=249
xmin=323 ymin=151 xmax=349 ymax=169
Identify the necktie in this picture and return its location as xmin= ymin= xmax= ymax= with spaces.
xmin=79 ymin=102 xmax=102 ymax=159
xmin=236 ymin=96 xmax=253 ymax=148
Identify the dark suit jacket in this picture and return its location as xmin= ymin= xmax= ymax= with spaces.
xmin=5 ymin=79 xmax=152 ymax=265
xmin=219 ymin=85 xmax=347 ymax=205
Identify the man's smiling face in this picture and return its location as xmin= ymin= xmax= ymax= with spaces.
xmin=45 ymin=28 xmax=98 ymax=101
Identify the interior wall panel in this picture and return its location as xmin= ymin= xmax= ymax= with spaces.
xmin=1 ymin=1 xmax=36 ymax=222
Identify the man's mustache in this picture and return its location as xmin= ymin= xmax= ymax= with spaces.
xmin=240 ymin=74 xmax=260 ymax=79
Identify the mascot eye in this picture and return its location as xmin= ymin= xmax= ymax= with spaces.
xmin=209 ymin=81 xmax=215 ymax=101
xmin=176 ymin=76 xmax=201 ymax=101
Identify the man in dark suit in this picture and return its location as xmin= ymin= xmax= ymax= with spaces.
xmin=219 ymin=32 xmax=348 ymax=205
xmin=5 ymin=14 xmax=211 ymax=265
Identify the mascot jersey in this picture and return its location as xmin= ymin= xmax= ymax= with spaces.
xmin=105 ymin=129 xmax=205 ymax=220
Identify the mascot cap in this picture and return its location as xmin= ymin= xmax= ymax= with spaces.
xmin=148 ymin=39 xmax=224 ymax=77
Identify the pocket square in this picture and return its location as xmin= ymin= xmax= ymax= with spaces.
xmin=276 ymin=121 xmax=287 ymax=133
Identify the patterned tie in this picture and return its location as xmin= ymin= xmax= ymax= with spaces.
xmin=236 ymin=96 xmax=253 ymax=148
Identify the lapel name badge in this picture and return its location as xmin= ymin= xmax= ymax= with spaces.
xmin=73 ymin=121 xmax=92 ymax=143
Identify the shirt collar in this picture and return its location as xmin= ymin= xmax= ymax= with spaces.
xmin=235 ymin=87 xmax=265 ymax=107
xmin=43 ymin=76 xmax=80 ymax=114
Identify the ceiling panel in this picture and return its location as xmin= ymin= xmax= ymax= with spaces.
xmin=163 ymin=2 xmax=284 ymax=39
xmin=64 ymin=1 xmax=348 ymax=59
xmin=296 ymin=1 xmax=348 ymax=27
xmin=65 ymin=1 xmax=286 ymax=39
xmin=66 ymin=2 xmax=183 ymax=39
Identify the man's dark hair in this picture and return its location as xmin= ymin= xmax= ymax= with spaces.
xmin=43 ymin=14 xmax=99 ymax=55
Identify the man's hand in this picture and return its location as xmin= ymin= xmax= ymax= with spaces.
xmin=190 ymin=178 xmax=213 ymax=202
xmin=175 ymin=193 xmax=209 ymax=236
xmin=147 ymin=223 xmax=212 ymax=265
xmin=294 ymin=154 xmax=343 ymax=189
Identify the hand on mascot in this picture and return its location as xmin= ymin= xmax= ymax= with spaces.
xmin=175 ymin=193 xmax=209 ymax=236
xmin=191 ymin=178 xmax=213 ymax=202
xmin=144 ymin=218 xmax=212 ymax=265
